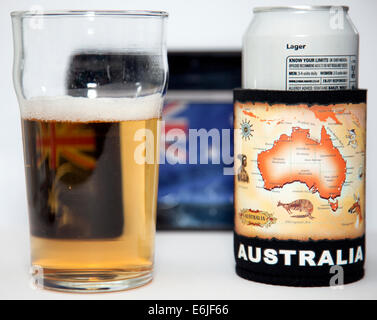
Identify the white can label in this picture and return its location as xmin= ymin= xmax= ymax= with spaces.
xmin=286 ymin=55 xmax=357 ymax=90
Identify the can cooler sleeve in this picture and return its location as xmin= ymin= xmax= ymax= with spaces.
xmin=233 ymin=89 xmax=367 ymax=287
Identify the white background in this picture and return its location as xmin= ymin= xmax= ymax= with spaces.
xmin=0 ymin=0 xmax=376 ymax=299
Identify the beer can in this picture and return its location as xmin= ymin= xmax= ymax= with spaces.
xmin=234 ymin=6 xmax=366 ymax=286
xmin=243 ymin=6 xmax=359 ymax=90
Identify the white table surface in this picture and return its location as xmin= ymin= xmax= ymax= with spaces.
xmin=0 ymin=229 xmax=376 ymax=300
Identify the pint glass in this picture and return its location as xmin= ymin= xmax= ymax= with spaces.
xmin=11 ymin=10 xmax=168 ymax=292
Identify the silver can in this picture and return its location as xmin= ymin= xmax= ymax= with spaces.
xmin=243 ymin=6 xmax=359 ymax=90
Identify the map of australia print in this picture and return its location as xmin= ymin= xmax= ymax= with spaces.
xmin=234 ymin=99 xmax=366 ymax=241
xmin=257 ymin=126 xmax=346 ymax=212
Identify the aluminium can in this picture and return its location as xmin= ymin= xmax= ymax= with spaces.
xmin=234 ymin=6 xmax=366 ymax=287
xmin=243 ymin=6 xmax=359 ymax=90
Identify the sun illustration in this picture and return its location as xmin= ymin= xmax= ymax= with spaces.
xmin=240 ymin=119 xmax=254 ymax=140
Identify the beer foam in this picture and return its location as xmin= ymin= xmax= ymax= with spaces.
xmin=20 ymin=94 xmax=163 ymax=122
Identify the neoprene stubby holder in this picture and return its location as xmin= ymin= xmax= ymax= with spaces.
xmin=233 ymin=89 xmax=366 ymax=287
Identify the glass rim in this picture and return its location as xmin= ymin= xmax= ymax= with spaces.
xmin=10 ymin=10 xmax=169 ymax=18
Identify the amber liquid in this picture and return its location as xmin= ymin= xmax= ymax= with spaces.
xmin=22 ymin=117 xmax=160 ymax=291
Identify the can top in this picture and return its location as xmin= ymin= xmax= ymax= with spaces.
xmin=253 ymin=6 xmax=349 ymax=13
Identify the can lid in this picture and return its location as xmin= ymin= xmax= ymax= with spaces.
xmin=253 ymin=6 xmax=349 ymax=13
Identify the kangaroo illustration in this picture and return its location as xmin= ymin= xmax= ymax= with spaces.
xmin=277 ymin=199 xmax=314 ymax=219
xmin=237 ymin=154 xmax=249 ymax=183
xmin=346 ymin=129 xmax=358 ymax=149
xmin=348 ymin=194 xmax=362 ymax=222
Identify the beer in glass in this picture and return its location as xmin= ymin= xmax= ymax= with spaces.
xmin=11 ymin=10 xmax=168 ymax=292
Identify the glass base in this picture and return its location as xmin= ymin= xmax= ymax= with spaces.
xmin=31 ymin=268 xmax=153 ymax=293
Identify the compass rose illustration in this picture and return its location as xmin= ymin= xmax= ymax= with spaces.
xmin=240 ymin=119 xmax=254 ymax=140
